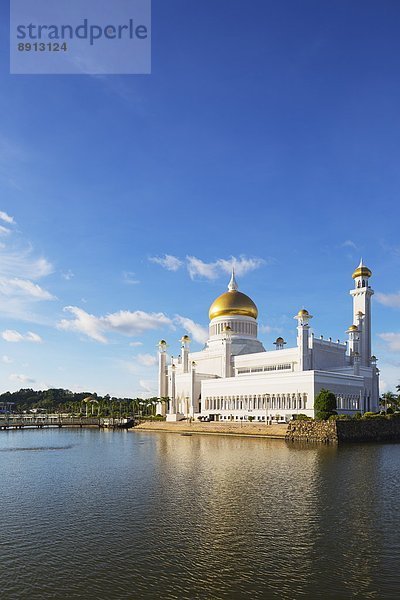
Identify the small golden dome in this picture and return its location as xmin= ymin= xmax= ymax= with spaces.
xmin=276 ymin=337 xmax=284 ymax=343
xmin=347 ymin=325 xmax=358 ymax=332
xmin=181 ymin=335 xmax=190 ymax=341
xmin=297 ymin=309 xmax=309 ymax=317
xmin=159 ymin=339 xmax=167 ymax=345
xmin=209 ymin=290 xmax=258 ymax=320
xmin=352 ymin=259 xmax=372 ymax=279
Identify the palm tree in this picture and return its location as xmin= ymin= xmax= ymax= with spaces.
xmin=381 ymin=391 xmax=397 ymax=411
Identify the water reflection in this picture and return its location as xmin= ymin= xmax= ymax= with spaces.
xmin=0 ymin=429 xmax=398 ymax=599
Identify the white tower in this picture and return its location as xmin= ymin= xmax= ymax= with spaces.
xmin=180 ymin=335 xmax=190 ymax=374
xmin=222 ymin=325 xmax=232 ymax=378
xmin=350 ymin=260 xmax=373 ymax=367
xmin=294 ymin=309 xmax=312 ymax=371
xmin=157 ymin=340 xmax=168 ymax=416
xmin=346 ymin=324 xmax=359 ymax=357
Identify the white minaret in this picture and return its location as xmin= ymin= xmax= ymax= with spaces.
xmin=222 ymin=325 xmax=232 ymax=378
xmin=294 ymin=309 xmax=312 ymax=371
xmin=350 ymin=260 xmax=373 ymax=367
xmin=180 ymin=335 xmax=190 ymax=373
xmin=157 ymin=340 xmax=168 ymax=416
xmin=346 ymin=324 xmax=359 ymax=358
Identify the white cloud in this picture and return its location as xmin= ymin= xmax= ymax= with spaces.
xmin=0 ymin=225 xmax=11 ymax=236
xmin=378 ymin=333 xmax=400 ymax=352
xmin=376 ymin=292 xmax=400 ymax=309
xmin=62 ymin=270 xmax=74 ymax=281
xmin=58 ymin=306 xmax=173 ymax=344
xmin=342 ymin=240 xmax=357 ymax=250
xmin=0 ymin=247 xmax=53 ymax=280
xmin=139 ymin=379 xmax=157 ymax=394
xmin=149 ymin=254 xmax=183 ymax=271
xmin=0 ymin=277 xmax=55 ymax=300
xmin=2 ymin=330 xmax=43 ymax=343
xmin=10 ymin=373 xmax=36 ymax=384
xmin=57 ymin=307 xmax=108 ymax=343
xmin=0 ymin=211 xmax=15 ymax=224
xmin=123 ymin=271 xmax=140 ymax=285
xmin=186 ymin=255 xmax=266 ymax=280
xmin=2 ymin=355 xmax=12 ymax=364
xmin=129 ymin=341 xmax=143 ymax=347
xmin=216 ymin=256 xmax=266 ymax=277
xmin=187 ymin=256 xmax=219 ymax=280
xmin=175 ymin=315 xmax=208 ymax=344
xmin=136 ymin=353 xmax=157 ymax=367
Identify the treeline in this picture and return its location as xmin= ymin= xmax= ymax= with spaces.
xmin=0 ymin=388 xmax=158 ymax=416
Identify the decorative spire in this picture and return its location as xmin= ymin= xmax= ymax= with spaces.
xmin=228 ymin=267 xmax=238 ymax=292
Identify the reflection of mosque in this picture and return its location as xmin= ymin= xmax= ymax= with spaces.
xmin=157 ymin=261 xmax=379 ymax=421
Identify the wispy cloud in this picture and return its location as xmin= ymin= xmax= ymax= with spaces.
xmin=0 ymin=211 xmax=15 ymax=225
xmin=129 ymin=341 xmax=143 ymax=347
xmin=378 ymin=332 xmax=400 ymax=352
xmin=376 ymin=292 xmax=400 ymax=309
xmin=149 ymin=254 xmax=183 ymax=271
xmin=0 ymin=278 xmax=55 ymax=301
xmin=342 ymin=240 xmax=357 ymax=250
xmin=58 ymin=306 xmax=173 ymax=344
xmin=186 ymin=256 xmax=218 ymax=280
xmin=150 ymin=254 xmax=267 ymax=280
xmin=2 ymin=330 xmax=43 ymax=343
xmin=187 ymin=255 xmax=267 ymax=280
xmin=10 ymin=373 xmax=36 ymax=384
xmin=61 ymin=270 xmax=74 ymax=281
xmin=174 ymin=315 xmax=208 ymax=344
xmin=139 ymin=379 xmax=157 ymax=394
xmin=122 ymin=271 xmax=140 ymax=285
xmin=136 ymin=353 xmax=157 ymax=367
xmin=2 ymin=355 xmax=13 ymax=364
xmin=0 ymin=218 xmax=55 ymax=321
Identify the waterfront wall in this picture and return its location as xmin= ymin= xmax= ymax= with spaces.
xmin=286 ymin=418 xmax=400 ymax=444
xmin=135 ymin=421 xmax=288 ymax=438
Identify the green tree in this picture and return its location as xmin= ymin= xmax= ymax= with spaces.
xmin=314 ymin=389 xmax=337 ymax=420
xmin=381 ymin=391 xmax=399 ymax=411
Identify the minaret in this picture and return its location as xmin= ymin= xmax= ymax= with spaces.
xmin=180 ymin=335 xmax=190 ymax=373
xmin=350 ymin=260 xmax=373 ymax=367
xmin=294 ymin=309 xmax=312 ymax=371
xmin=222 ymin=325 xmax=232 ymax=378
xmin=157 ymin=340 xmax=168 ymax=416
xmin=346 ymin=324 xmax=359 ymax=358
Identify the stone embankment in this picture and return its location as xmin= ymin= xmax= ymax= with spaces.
xmin=286 ymin=418 xmax=400 ymax=444
xmin=134 ymin=421 xmax=288 ymax=438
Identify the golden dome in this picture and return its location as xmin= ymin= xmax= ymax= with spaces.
xmin=352 ymin=259 xmax=372 ymax=279
xmin=347 ymin=325 xmax=358 ymax=332
xmin=209 ymin=290 xmax=258 ymax=320
xmin=297 ymin=309 xmax=309 ymax=317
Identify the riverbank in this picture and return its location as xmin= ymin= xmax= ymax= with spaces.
xmin=134 ymin=421 xmax=288 ymax=438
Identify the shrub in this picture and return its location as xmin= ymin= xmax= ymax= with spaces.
xmin=314 ymin=389 xmax=337 ymax=420
xmin=386 ymin=407 xmax=394 ymax=414
xmin=295 ymin=414 xmax=312 ymax=421
xmin=363 ymin=412 xmax=376 ymax=419
xmin=353 ymin=412 xmax=362 ymax=420
xmin=248 ymin=416 xmax=254 ymax=422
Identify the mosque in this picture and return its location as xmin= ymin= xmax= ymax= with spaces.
xmin=156 ymin=261 xmax=380 ymax=422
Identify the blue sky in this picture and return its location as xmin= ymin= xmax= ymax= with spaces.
xmin=0 ymin=0 xmax=400 ymax=397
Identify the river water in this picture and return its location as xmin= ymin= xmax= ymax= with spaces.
xmin=0 ymin=428 xmax=399 ymax=599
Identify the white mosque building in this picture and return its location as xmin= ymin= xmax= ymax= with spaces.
xmin=156 ymin=261 xmax=380 ymax=422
